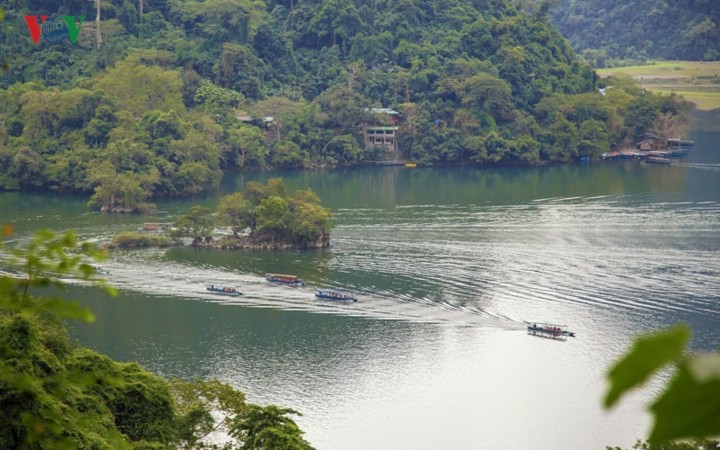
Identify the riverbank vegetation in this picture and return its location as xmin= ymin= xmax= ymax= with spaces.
xmin=0 ymin=226 xmax=314 ymax=449
xmin=106 ymin=230 xmax=179 ymax=249
xmin=0 ymin=0 xmax=693 ymax=211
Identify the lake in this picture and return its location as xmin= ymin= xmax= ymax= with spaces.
xmin=2 ymin=118 xmax=719 ymax=449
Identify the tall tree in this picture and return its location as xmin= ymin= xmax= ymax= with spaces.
xmin=173 ymin=205 xmax=215 ymax=242
xmin=217 ymin=192 xmax=255 ymax=235
xmin=95 ymin=0 xmax=102 ymax=49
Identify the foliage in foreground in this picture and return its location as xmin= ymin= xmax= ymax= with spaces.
xmin=607 ymin=438 xmax=720 ymax=450
xmin=0 ymin=226 xmax=314 ymax=449
xmin=605 ymin=324 xmax=720 ymax=448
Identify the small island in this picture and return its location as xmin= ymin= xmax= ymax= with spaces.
xmin=108 ymin=178 xmax=332 ymax=251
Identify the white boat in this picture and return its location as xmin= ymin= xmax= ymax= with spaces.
xmin=315 ymin=289 xmax=356 ymax=301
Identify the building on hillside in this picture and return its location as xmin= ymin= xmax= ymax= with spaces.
xmin=363 ymin=108 xmax=400 ymax=154
xmin=366 ymin=108 xmax=400 ymax=124
xmin=635 ymin=132 xmax=662 ymax=151
xmin=364 ymin=126 xmax=399 ymax=153
xmin=232 ymin=108 xmax=254 ymax=124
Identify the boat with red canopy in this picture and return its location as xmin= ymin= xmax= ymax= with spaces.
xmin=265 ymin=273 xmax=306 ymax=286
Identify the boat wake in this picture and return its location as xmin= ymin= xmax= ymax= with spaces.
xmin=100 ymin=253 xmax=523 ymax=329
xmin=8 ymin=194 xmax=718 ymax=337
xmin=675 ymin=162 xmax=720 ymax=172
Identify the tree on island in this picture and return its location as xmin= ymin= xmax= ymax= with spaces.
xmin=173 ymin=205 xmax=215 ymax=244
xmin=216 ymin=179 xmax=332 ymax=249
xmin=217 ymin=192 xmax=255 ymax=236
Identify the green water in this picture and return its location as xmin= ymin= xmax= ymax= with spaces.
xmin=2 ymin=125 xmax=720 ymax=449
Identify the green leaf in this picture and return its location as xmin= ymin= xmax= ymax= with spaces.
xmin=649 ymin=358 xmax=720 ymax=442
xmin=605 ymin=324 xmax=690 ymax=408
xmin=35 ymin=298 xmax=96 ymax=322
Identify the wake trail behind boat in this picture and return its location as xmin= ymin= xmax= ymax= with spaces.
xmin=675 ymin=162 xmax=720 ymax=172
xmin=98 ymin=256 xmax=521 ymax=329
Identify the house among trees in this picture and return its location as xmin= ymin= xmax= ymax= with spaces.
xmin=363 ymin=108 xmax=400 ymax=154
xmin=233 ymin=109 xmax=253 ymax=123
xmin=635 ymin=132 xmax=662 ymax=151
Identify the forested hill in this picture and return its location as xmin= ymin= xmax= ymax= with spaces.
xmin=0 ymin=0 xmax=689 ymax=211
xmin=545 ymin=0 xmax=720 ymax=64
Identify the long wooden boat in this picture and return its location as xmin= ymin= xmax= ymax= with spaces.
xmin=315 ymin=289 xmax=356 ymax=301
xmin=526 ymin=322 xmax=576 ymax=340
xmin=645 ymin=156 xmax=671 ymax=165
xmin=266 ymin=273 xmax=305 ymax=286
xmin=667 ymin=138 xmax=694 ymax=148
xmin=206 ymin=285 xmax=242 ymax=297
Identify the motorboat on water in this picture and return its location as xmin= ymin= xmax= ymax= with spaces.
xmin=645 ymin=156 xmax=671 ymax=164
xmin=266 ymin=273 xmax=305 ymax=286
xmin=526 ymin=322 xmax=576 ymax=340
xmin=206 ymin=285 xmax=242 ymax=297
xmin=315 ymin=289 xmax=356 ymax=301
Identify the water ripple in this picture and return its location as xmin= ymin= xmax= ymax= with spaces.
xmin=84 ymin=198 xmax=720 ymax=334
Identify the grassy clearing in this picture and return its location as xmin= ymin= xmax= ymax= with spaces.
xmin=651 ymin=89 xmax=720 ymax=111
xmin=597 ymin=61 xmax=720 ymax=79
xmin=597 ymin=61 xmax=720 ymax=110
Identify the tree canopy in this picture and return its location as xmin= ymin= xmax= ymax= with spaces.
xmin=194 ymin=178 xmax=332 ymax=248
xmin=541 ymin=0 xmax=720 ymax=63
xmin=0 ymin=0 xmax=693 ymax=209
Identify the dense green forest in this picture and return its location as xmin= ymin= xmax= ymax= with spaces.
xmin=541 ymin=0 xmax=720 ymax=64
xmin=0 ymin=0 xmax=691 ymax=211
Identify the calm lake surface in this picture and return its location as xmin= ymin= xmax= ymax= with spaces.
xmin=2 ymin=119 xmax=719 ymax=449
